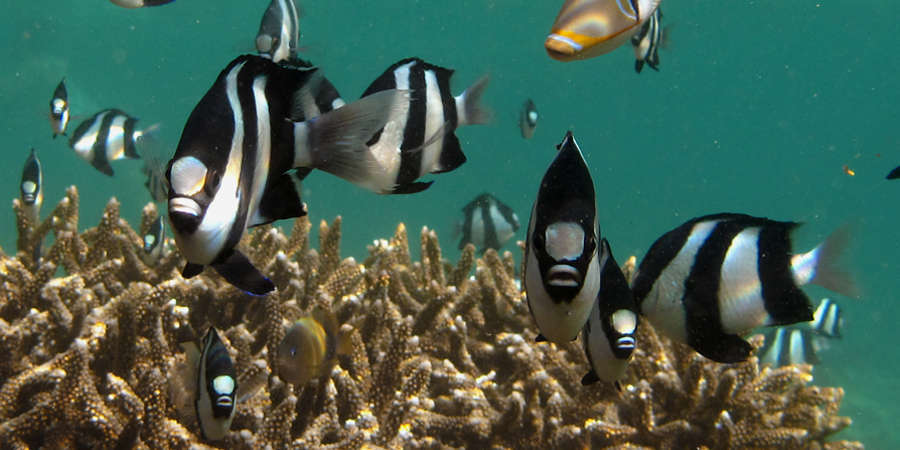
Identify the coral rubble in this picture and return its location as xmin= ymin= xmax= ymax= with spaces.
xmin=0 ymin=187 xmax=862 ymax=448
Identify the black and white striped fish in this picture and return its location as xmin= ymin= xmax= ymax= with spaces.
xmin=256 ymin=0 xmax=300 ymax=63
xmin=582 ymin=238 xmax=639 ymax=386
xmin=142 ymin=215 xmax=167 ymax=265
xmin=195 ymin=328 xmax=237 ymax=441
xmin=109 ymin=0 xmax=175 ymax=8
xmin=519 ymin=98 xmax=538 ymax=139
xmin=525 ymin=131 xmax=601 ymax=344
xmin=810 ymin=297 xmax=842 ymax=338
xmin=457 ymin=193 xmax=519 ymax=253
xmin=356 ymin=57 xmax=491 ymax=194
xmin=20 ymin=148 xmax=43 ymax=225
xmin=68 ymin=109 xmax=145 ymax=176
xmin=759 ymin=327 xmax=820 ymax=367
xmin=49 ymin=78 xmax=69 ymax=139
xmin=167 ymin=54 xmax=405 ymax=295
xmin=631 ymin=213 xmax=856 ymax=363
xmin=631 ymin=7 xmax=663 ymax=73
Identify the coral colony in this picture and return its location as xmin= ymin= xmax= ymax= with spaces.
xmin=0 ymin=188 xmax=860 ymax=448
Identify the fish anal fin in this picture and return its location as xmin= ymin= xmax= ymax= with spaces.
xmin=581 ymin=370 xmax=600 ymax=385
xmin=92 ymin=158 xmax=115 ymax=177
xmin=694 ymin=334 xmax=753 ymax=363
xmin=182 ymin=263 xmax=204 ymax=279
xmin=211 ymin=250 xmax=275 ymax=295
xmin=390 ymin=181 xmax=433 ymax=195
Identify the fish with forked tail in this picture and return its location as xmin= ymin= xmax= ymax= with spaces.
xmin=167 ymin=54 xmax=406 ymax=295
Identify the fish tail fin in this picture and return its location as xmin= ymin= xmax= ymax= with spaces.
xmin=301 ymin=89 xmax=408 ymax=184
xmin=456 ymin=74 xmax=492 ymax=126
xmin=798 ymin=225 xmax=859 ymax=298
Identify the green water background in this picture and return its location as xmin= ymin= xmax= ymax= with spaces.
xmin=1 ymin=0 xmax=897 ymax=445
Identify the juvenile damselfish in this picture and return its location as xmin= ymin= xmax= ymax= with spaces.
xmin=545 ymin=0 xmax=662 ymax=62
xmin=631 ymin=213 xmax=856 ymax=363
xmin=457 ymin=193 xmax=520 ymax=253
xmin=194 ymin=328 xmax=237 ymax=441
xmin=68 ymin=109 xmax=145 ymax=176
xmin=49 ymin=78 xmax=69 ymax=139
xmin=525 ymin=131 xmax=601 ymax=344
xmin=356 ymin=57 xmax=491 ymax=194
xmin=20 ymin=148 xmax=43 ymax=226
xmin=167 ymin=54 xmax=405 ymax=295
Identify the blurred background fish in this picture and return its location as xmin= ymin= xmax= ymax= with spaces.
xmin=48 ymin=78 xmax=69 ymax=139
xmin=456 ymin=193 xmax=519 ymax=253
xmin=758 ymin=298 xmax=845 ymax=368
xmin=519 ymin=98 xmax=538 ymax=139
xmin=631 ymin=7 xmax=664 ymax=73
xmin=545 ymin=0 xmax=662 ymax=62
xmin=67 ymin=108 xmax=152 ymax=176
xmin=108 ymin=0 xmax=176 ymax=8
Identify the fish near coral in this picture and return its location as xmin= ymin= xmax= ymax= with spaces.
xmin=525 ymin=131 xmax=601 ymax=344
xmin=457 ymin=193 xmax=520 ymax=253
xmin=49 ymin=78 xmax=69 ymax=139
xmin=546 ymin=0 xmax=662 ymax=62
xmin=20 ymin=148 xmax=43 ymax=225
xmin=581 ymin=238 xmax=639 ymax=386
xmin=166 ymin=54 xmax=406 ymax=295
xmin=194 ymin=328 xmax=237 ymax=441
xmin=67 ymin=109 xmax=148 ymax=176
xmin=276 ymin=307 xmax=349 ymax=386
xmin=631 ymin=213 xmax=857 ymax=363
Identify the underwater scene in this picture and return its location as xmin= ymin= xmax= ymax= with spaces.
xmin=1 ymin=0 xmax=897 ymax=447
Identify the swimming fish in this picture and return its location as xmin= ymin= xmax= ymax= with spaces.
xmin=167 ymin=54 xmax=405 ymax=295
xmin=195 ymin=327 xmax=237 ymax=441
xmin=631 ymin=7 xmax=662 ymax=73
xmin=276 ymin=307 xmax=349 ymax=386
xmin=356 ymin=57 xmax=491 ymax=194
xmin=519 ymin=98 xmax=538 ymax=139
xmin=545 ymin=0 xmax=662 ymax=62
xmin=525 ymin=131 xmax=601 ymax=344
xmin=631 ymin=213 xmax=856 ymax=363
xmin=256 ymin=0 xmax=300 ymax=63
xmin=142 ymin=215 xmax=167 ymax=265
xmin=49 ymin=78 xmax=69 ymax=139
xmin=68 ymin=109 xmax=145 ymax=176
xmin=758 ymin=327 xmax=820 ymax=368
xmin=20 ymin=148 xmax=43 ymax=226
xmin=109 ymin=0 xmax=175 ymax=7
xmin=581 ymin=238 xmax=639 ymax=386
xmin=457 ymin=193 xmax=520 ymax=253
xmin=809 ymin=297 xmax=842 ymax=338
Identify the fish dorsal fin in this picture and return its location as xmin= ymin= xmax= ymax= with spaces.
xmin=250 ymin=169 xmax=308 ymax=227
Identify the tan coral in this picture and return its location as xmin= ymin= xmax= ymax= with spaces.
xmin=0 ymin=188 xmax=861 ymax=448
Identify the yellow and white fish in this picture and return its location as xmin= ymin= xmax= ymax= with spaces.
xmin=545 ymin=0 xmax=662 ymax=62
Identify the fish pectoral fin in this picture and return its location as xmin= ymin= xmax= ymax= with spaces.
xmin=580 ymin=370 xmax=600 ymax=386
xmin=211 ymin=250 xmax=275 ymax=295
xmin=250 ymin=170 xmax=308 ymax=227
xmin=390 ymin=181 xmax=433 ymax=195
xmin=432 ymin=133 xmax=466 ymax=174
xmin=182 ymin=263 xmax=204 ymax=279
xmin=694 ymin=334 xmax=753 ymax=363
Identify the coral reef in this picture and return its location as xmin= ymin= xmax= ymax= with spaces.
xmin=0 ymin=187 xmax=862 ymax=448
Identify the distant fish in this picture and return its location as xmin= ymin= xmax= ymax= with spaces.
xmin=519 ymin=99 xmax=538 ymax=139
xmin=68 ymin=109 xmax=146 ymax=176
xmin=631 ymin=213 xmax=857 ymax=363
xmin=142 ymin=152 xmax=169 ymax=204
xmin=809 ymin=297 xmax=842 ymax=338
xmin=581 ymin=238 xmax=639 ymax=386
xmin=20 ymin=148 xmax=43 ymax=225
xmin=356 ymin=57 xmax=491 ymax=194
xmin=256 ymin=0 xmax=300 ymax=63
xmin=49 ymin=78 xmax=69 ymax=139
xmin=142 ymin=215 xmax=167 ymax=265
xmin=276 ymin=307 xmax=349 ymax=386
xmin=457 ymin=193 xmax=520 ymax=253
xmin=545 ymin=0 xmax=662 ymax=62
xmin=109 ymin=0 xmax=176 ymax=7
xmin=631 ymin=7 xmax=663 ymax=73
xmin=759 ymin=327 xmax=820 ymax=367
xmin=886 ymin=166 xmax=900 ymax=179
xmin=525 ymin=131 xmax=601 ymax=344
xmin=195 ymin=328 xmax=237 ymax=441
xmin=167 ymin=54 xmax=406 ymax=295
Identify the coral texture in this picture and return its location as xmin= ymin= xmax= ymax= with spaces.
xmin=0 ymin=187 xmax=861 ymax=448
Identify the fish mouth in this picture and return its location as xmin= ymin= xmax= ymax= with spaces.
xmin=616 ymin=336 xmax=636 ymax=350
xmin=546 ymin=264 xmax=581 ymax=287
xmin=544 ymin=34 xmax=581 ymax=61
xmin=168 ymin=197 xmax=202 ymax=234
xmin=22 ymin=194 xmax=36 ymax=204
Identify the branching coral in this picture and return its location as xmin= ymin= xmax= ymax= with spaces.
xmin=0 ymin=187 xmax=862 ymax=448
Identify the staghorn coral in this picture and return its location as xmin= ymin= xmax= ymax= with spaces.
xmin=0 ymin=187 xmax=862 ymax=448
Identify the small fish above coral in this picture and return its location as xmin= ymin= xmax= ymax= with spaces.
xmin=19 ymin=148 xmax=43 ymax=226
xmin=67 ymin=108 xmax=148 ymax=176
xmin=456 ymin=193 xmax=519 ymax=253
xmin=48 ymin=78 xmax=69 ymax=139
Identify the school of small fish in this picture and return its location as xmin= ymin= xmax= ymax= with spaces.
xmin=16 ymin=0 xmax=870 ymax=442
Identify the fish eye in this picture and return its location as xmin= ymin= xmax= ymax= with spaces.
xmin=170 ymin=156 xmax=208 ymax=196
xmin=204 ymin=169 xmax=221 ymax=197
